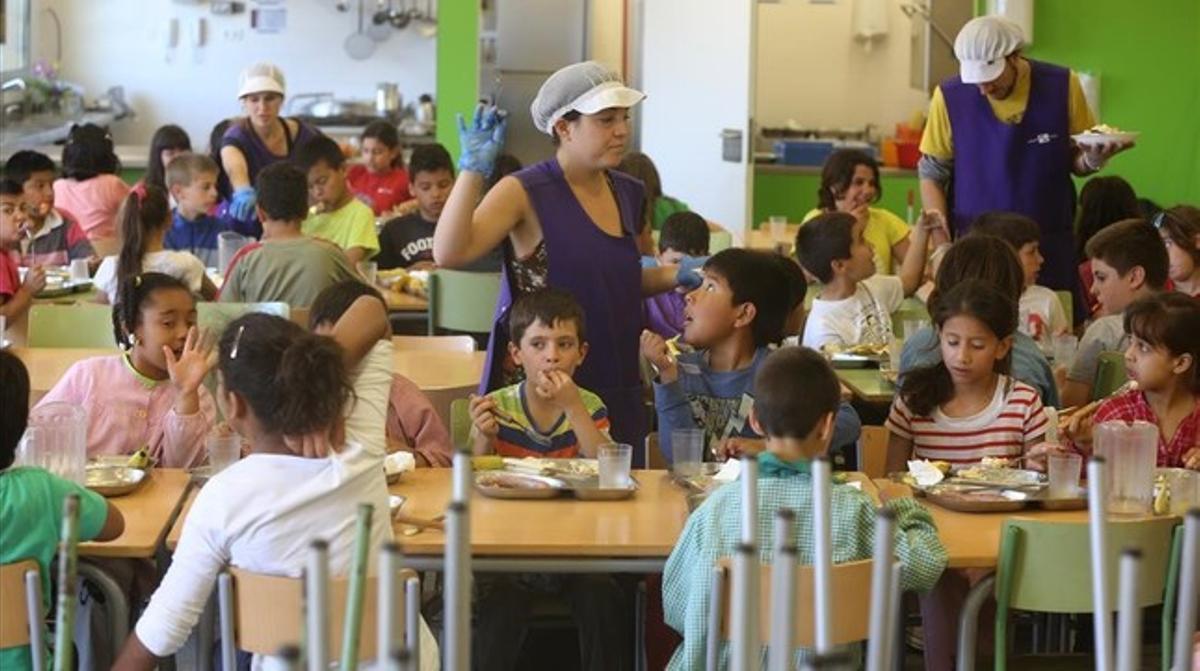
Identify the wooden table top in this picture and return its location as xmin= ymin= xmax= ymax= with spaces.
xmin=836 ymin=368 xmax=895 ymax=404
xmin=81 ymin=468 xmax=191 ymax=558
xmin=13 ymin=346 xmax=486 ymax=395
xmin=384 ymin=290 xmax=428 ymax=313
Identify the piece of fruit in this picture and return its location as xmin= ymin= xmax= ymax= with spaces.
xmin=126 ymin=448 xmax=151 ymax=470
xmin=471 ymin=455 xmax=504 ymax=471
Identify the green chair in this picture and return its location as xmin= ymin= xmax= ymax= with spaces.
xmin=1055 ymin=290 xmax=1073 ymax=324
xmin=27 ymin=304 xmax=118 ymax=348
xmin=449 ymin=398 xmax=472 ymax=451
xmin=427 ymin=270 xmax=501 ymax=336
xmin=1092 ymin=351 xmax=1128 ymax=400
xmin=892 ymin=298 xmax=931 ymax=338
xmin=1161 ymin=524 xmax=1187 ymax=671
xmin=986 ymin=517 xmax=1179 ymax=670
xmin=709 ymin=230 xmax=733 ymax=254
xmin=197 ymin=302 xmax=289 ymax=339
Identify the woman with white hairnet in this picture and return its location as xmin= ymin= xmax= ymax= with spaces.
xmin=434 ymin=61 xmax=694 ymax=462
xmin=218 ymin=62 xmax=322 ymax=237
xmin=918 ymin=16 xmax=1132 ymax=323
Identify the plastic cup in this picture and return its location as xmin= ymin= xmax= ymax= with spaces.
xmin=1047 ymin=452 xmax=1082 ymax=498
xmin=217 ymin=231 xmax=249 ymax=273
xmin=768 ymin=215 xmax=788 ymax=242
xmin=207 ymin=433 xmax=242 ymax=475
xmin=1052 ymin=334 xmax=1079 ymax=368
xmin=598 ymin=443 xmax=633 ymax=489
xmin=1163 ymin=469 xmax=1200 ymax=515
xmin=358 ymin=260 xmax=379 ymax=287
xmin=671 ymin=429 xmax=705 ymax=477
xmin=69 ymin=258 xmax=90 ymax=282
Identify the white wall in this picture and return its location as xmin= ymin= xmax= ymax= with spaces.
xmin=589 ymin=0 xmax=625 ymax=76
xmin=755 ymin=0 xmax=928 ymax=132
xmin=31 ymin=0 xmax=437 ymax=147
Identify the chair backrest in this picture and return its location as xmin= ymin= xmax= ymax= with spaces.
xmin=857 ymin=425 xmax=889 ymax=479
xmin=27 ymin=304 xmax=117 ymax=348
xmin=224 ymin=567 xmax=386 ymax=658
xmin=715 ymin=558 xmax=874 ymax=648
xmin=1055 ymin=290 xmax=1073 ymax=323
xmin=1092 ymin=351 xmax=1128 ymax=400
xmin=995 ymin=517 xmax=1178 ymax=614
xmin=197 ymin=302 xmax=290 ymax=339
xmin=427 ymin=270 xmax=501 ymax=335
xmin=709 ymin=230 xmax=733 ymax=254
xmin=449 ymin=398 xmax=471 ymax=451
xmin=392 ymin=335 xmax=476 ymax=352
xmin=0 ymin=559 xmax=40 ymax=648
xmin=891 ymin=299 xmax=931 ymax=339
xmin=645 ymin=432 xmax=668 ymax=470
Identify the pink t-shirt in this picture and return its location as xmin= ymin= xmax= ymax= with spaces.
xmin=386 ymin=374 xmax=452 ymax=467
xmin=36 ymin=354 xmax=216 ymax=468
xmin=53 ymin=174 xmax=130 ymax=242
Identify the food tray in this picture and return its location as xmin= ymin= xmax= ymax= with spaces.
xmin=829 ymin=353 xmax=883 ymax=369
xmin=569 ymin=474 xmax=639 ymax=501
xmin=925 ymin=484 xmax=1028 ymax=513
xmin=85 ymin=465 xmax=147 ymax=497
xmin=35 ymin=280 xmax=92 ymax=299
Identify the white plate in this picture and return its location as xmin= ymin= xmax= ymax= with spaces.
xmin=1072 ymin=131 xmax=1139 ymax=147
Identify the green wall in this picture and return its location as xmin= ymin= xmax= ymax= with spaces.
xmin=1027 ymin=0 xmax=1200 ymax=206
xmin=435 ymin=2 xmax=479 ymax=161
xmin=753 ymin=171 xmax=920 ymax=227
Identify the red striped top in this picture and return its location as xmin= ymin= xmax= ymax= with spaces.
xmin=886 ymin=375 xmax=1049 ymax=464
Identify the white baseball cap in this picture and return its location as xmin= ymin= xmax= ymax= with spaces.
xmin=954 ymin=16 xmax=1026 ymax=84
xmin=237 ymin=62 xmax=286 ymax=98
xmin=530 ymin=61 xmax=645 ymax=135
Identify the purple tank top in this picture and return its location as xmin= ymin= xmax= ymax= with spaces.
xmin=943 ymin=60 xmax=1078 ymax=294
xmin=221 ymin=117 xmax=321 ymax=183
xmin=481 ymin=159 xmax=648 ymax=457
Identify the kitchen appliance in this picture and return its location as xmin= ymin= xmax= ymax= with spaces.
xmin=376 ymin=82 xmax=401 ymax=116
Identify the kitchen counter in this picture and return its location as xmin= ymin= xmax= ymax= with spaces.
xmin=0 ymin=110 xmax=121 ymax=156
xmin=2 ymin=143 xmax=151 ymax=169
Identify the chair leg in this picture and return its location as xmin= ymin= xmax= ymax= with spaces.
xmin=955 ymin=574 xmax=996 ymax=671
xmin=76 ymin=561 xmax=129 ymax=648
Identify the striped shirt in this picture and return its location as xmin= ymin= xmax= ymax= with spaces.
xmin=487 ymin=382 xmax=611 ymax=458
xmin=886 ymin=375 xmax=1048 ymax=464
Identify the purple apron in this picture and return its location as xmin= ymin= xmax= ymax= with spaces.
xmin=481 ymin=159 xmax=649 ymax=464
xmin=943 ymin=60 xmax=1079 ymax=297
xmin=220 ymin=118 xmax=321 ymax=238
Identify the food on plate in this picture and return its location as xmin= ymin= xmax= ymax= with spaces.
xmin=1082 ymin=123 xmax=1124 ymax=135
xmin=906 ymin=459 xmax=949 ymax=487
xmin=824 ymin=342 xmax=889 ymax=357
xmin=1153 ymin=474 xmax=1170 ymax=515
xmin=477 ymin=473 xmax=555 ymax=490
xmin=472 ymin=455 xmax=505 ymax=471
xmin=127 ymin=447 xmax=152 ymax=470
xmin=376 ymin=268 xmax=429 ymax=297
xmin=979 ymin=456 xmax=1013 ymax=469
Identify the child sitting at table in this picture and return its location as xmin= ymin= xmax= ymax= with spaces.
xmin=0 ymin=351 xmax=125 ymax=670
xmin=1061 ymin=218 xmax=1169 ymax=408
xmin=1156 ymin=205 xmax=1200 ymax=298
xmin=347 ymin=120 xmax=411 ymax=216
xmin=162 ymin=153 xmax=233 ymax=268
xmin=900 ymin=234 xmax=1060 ymax=407
xmin=794 ymin=210 xmax=935 ymax=351
xmin=469 ymin=287 xmax=611 ymax=458
xmin=219 ymin=162 xmax=359 ymax=307
xmin=1 ymin=178 xmax=46 ymax=333
xmin=92 ymin=186 xmax=216 ymax=304
xmin=133 ymin=124 xmax=191 ymax=196
xmin=53 ymin=123 xmax=130 ymax=256
xmin=309 ymin=279 xmax=453 ymax=467
xmin=114 ymin=295 xmax=440 ymax=670
xmin=38 ymin=272 xmax=217 ymax=467
xmin=662 ymin=346 xmax=947 ymax=669
xmin=643 ymin=211 xmax=709 ymax=339
xmin=641 ymin=248 xmax=860 ymax=464
xmin=970 ymin=211 xmax=1069 ymax=342
xmin=1069 ymin=293 xmax=1200 ymax=469
xmin=887 ymin=279 xmax=1049 ymax=472
xmin=296 ymin=135 xmax=379 ymax=265
xmin=3 ymin=150 xmax=96 ymax=267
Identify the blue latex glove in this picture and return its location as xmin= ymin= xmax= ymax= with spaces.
xmin=456 ymin=104 xmax=508 ymax=175
xmin=228 ymin=186 xmax=257 ymax=222
xmin=640 ymin=255 xmax=659 ymax=269
xmin=676 ymin=255 xmax=709 ymax=290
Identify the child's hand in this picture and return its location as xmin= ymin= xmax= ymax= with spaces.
xmin=20 ymin=265 xmax=47 ymax=295
xmin=533 ymin=369 xmax=583 ymax=412
xmin=165 ymin=327 xmax=217 ymax=396
xmin=915 ymin=209 xmax=949 ymax=240
xmin=1022 ymin=441 xmax=1071 ymax=473
xmin=468 ymin=393 xmax=500 ymax=438
xmin=640 ymin=329 xmax=678 ymax=381
xmin=1181 ymin=446 xmax=1200 ymax=471
xmin=716 ymin=437 xmax=765 ymax=460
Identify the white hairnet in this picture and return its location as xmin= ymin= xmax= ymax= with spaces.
xmin=530 ymin=61 xmax=645 ymax=135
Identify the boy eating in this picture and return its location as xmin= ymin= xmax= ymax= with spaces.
xmin=470 ymin=287 xmax=611 ymax=458
xmin=163 ymin=153 xmax=230 ymax=268
xmin=3 ymin=150 xmax=96 ymax=267
xmin=644 ymin=211 xmax=710 ymax=339
xmin=663 ymin=346 xmax=946 ymax=669
xmin=1 ymin=178 xmax=47 ymax=335
xmin=296 ymin=135 xmax=380 ymax=265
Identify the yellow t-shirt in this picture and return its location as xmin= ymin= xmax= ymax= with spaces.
xmin=302 ymin=198 xmax=381 ymax=258
xmin=919 ymin=59 xmax=1096 ymax=160
xmin=802 ymin=207 xmax=911 ymax=274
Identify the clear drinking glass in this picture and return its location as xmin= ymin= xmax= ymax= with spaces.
xmin=217 ymin=231 xmax=249 ymax=273
xmin=598 ymin=443 xmax=633 ymax=489
xmin=1047 ymin=452 xmax=1083 ymax=498
xmin=768 ymin=215 xmax=788 ymax=242
xmin=69 ymin=258 xmax=91 ymax=282
xmin=206 ymin=433 xmax=242 ymax=475
xmin=358 ymin=261 xmax=379 ymax=287
xmin=1052 ymin=334 xmax=1079 ymax=368
xmin=671 ymin=429 xmax=705 ymax=477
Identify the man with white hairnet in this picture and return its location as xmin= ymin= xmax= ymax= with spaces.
xmin=919 ymin=15 xmax=1133 ymax=317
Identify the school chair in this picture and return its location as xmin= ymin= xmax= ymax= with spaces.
xmin=197 ymin=302 xmax=290 ymax=339
xmin=856 ymin=426 xmax=889 ymax=480
xmin=0 ymin=560 xmax=46 ymax=671
xmin=392 ymin=335 xmax=476 ymax=352
xmin=26 ymin=304 xmax=117 ymax=348
xmin=709 ymin=230 xmax=734 ymax=254
xmin=961 ymin=516 xmax=1178 ymax=670
xmin=645 ymin=431 xmax=668 ymax=470
xmin=891 ymin=298 xmax=931 ymax=339
xmin=449 ymin=398 xmax=472 ymax=450
xmin=427 ymin=270 xmax=501 ymax=336
xmin=709 ymin=558 xmax=876 ymax=663
xmin=1054 ymin=291 xmax=1073 ymax=325
xmin=1092 ymin=351 xmax=1128 ymax=401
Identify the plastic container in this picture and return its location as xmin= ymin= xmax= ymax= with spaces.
xmin=18 ymin=403 xmax=88 ymax=484
xmin=896 ymin=142 xmax=921 ymax=169
xmin=1094 ymin=420 xmax=1158 ymax=514
xmin=774 ymin=140 xmax=835 ymax=167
